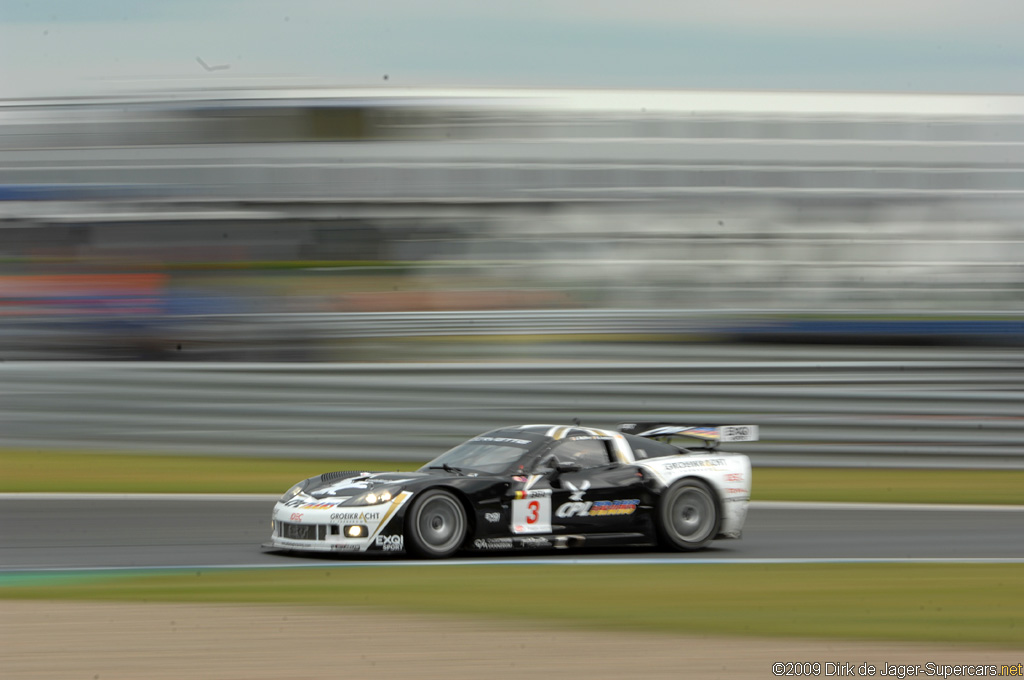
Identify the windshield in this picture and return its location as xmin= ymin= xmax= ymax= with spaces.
xmin=422 ymin=434 xmax=540 ymax=475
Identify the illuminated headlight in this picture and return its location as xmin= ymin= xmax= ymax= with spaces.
xmin=278 ymin=482 xmax=308 ymax=503
xmin=345 ymin=525 xmax=367 ymax=538
xmin=348 ymin=487 xmax=398 ymax=506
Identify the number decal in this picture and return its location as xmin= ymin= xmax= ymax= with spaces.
xmin=511 ymin=491 xmax=551 ymax=534
xmin=526 ymin=500 xmax=540 ymax=524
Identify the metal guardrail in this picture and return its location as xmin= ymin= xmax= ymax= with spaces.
xmin=2 ymin=358 xmax=1023 ymax=469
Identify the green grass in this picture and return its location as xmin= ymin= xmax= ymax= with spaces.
xmin=2 ymin=563 xmax=1021 ymax=646
xmin=753 ymin=467 xmax=1024 ymax=505
xmin=3 ymin=448 xmax=1023 ymax=504
xmin=0 ymin=448 xmax=420 ymax=494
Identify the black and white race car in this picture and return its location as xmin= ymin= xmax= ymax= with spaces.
xmin=263 ymin=422 xmax=755 ymax=558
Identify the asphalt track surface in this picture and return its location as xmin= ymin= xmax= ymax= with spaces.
xmin=3 ymin=495 xmax=1024 ymax=572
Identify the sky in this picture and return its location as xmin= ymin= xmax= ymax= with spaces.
xmin=2 ymin=0 xmax=1024 ymax=99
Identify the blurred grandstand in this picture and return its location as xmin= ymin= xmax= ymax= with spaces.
xmin=1 ymin=87 xmax=1023 ymax=360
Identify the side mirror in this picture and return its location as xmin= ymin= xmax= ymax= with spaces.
xmin=555 ymin=461 xmax=582 ymax=474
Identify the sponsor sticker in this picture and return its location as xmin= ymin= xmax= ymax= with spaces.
xmin=661 ymin=458 xmax=726 ymax=472
xmin=719 ymin=425 xmax=758 ymax=442
xmin=555 ymin=499 xmax=639 ymax=518
xmin=374 ymin=535 xmax=404 ymax=552
xmin=511 ymin=490 xmax=552 ymax=534
xmin=329 ymin=511 xmax=382 ymax=522
xmin=332 ymin=544 xmax=362 ymax=552
xmin=472 ymin=436 xmax=532 ymax=445
xmin=473 ymin=537 xmax=552 ymax=550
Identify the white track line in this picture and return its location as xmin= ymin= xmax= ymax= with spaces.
xmin=4 ymin=556 xmax=1024 ymax=575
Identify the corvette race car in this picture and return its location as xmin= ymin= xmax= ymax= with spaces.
xmin=263 ymin=422 xmax=755 ymax=558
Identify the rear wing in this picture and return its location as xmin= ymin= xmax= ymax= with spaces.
xmin=618 ymin=423 xmax=758 ymax=448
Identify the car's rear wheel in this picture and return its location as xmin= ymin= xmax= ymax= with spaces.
xmin=657 ymin=479 xmax=720 ymax=551
xmin=405 ymin=489 xmax=467 ymax=558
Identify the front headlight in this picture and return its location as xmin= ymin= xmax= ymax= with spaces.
xmin=278 ymin=481 xmax=309 ymax=503
xmin=347 ymin=487 xmax=399 ymax=506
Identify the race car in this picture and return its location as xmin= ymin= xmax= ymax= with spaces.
xmin=263 ymin=422 xmax=755 ymax=558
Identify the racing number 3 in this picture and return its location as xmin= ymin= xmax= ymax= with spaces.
xmin=512 ymin=493 xmax=552 ymax=534
xmin=527 ymin=500 xmax=540 ymax=523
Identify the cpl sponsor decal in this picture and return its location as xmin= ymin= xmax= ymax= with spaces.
xmin=484 ymin=512 xmax=501 ymax=523
xmin=329 ymin=511 xmax=382 ymax=522
xmin=374 ymin=534 xmax=404 ymax=552
xmin=556 ymin=499 xmax=640 ymax=518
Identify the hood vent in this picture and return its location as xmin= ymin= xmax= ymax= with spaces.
xmin=319 ymin=470 xmax=365 ymax=483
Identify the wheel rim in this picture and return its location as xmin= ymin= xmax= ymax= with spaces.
xmin=415 ymin=494 xmax=465 ymax=553
xmin=668 ymin=486 xmax=715 ymax=543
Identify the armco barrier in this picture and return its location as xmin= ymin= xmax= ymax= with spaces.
xmin=2 ymin=358 xmax=1023 ymax=468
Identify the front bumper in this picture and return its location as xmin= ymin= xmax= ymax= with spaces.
xmin=263 ymin=491 xmax=412 ymax=553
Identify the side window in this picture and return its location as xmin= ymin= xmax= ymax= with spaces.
xmin=549 ymin=438 xmax=612 ymax=469
xmin=623 ymin=433 xmax=681 ymax=460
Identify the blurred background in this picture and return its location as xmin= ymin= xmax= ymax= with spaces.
xmin=2 ymin=85 xmax=1023 ymax=466
xmin=3 ymin=86 xmax=1023 ymax=360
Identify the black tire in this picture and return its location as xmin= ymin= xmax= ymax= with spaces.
xmin=656 ymin=479 xmax=720 ymax=551
xmin=405 ymin=489 xmax=468 ymax=559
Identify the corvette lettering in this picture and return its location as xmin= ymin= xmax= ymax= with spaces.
xmin=556 ymin=499 xmax=639 ymax=518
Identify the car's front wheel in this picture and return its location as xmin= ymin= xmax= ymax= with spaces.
xmin=405 ymin=489 xmax=467 ymax=558
xmin=657 ymin=479 xmax=720 ymax=551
